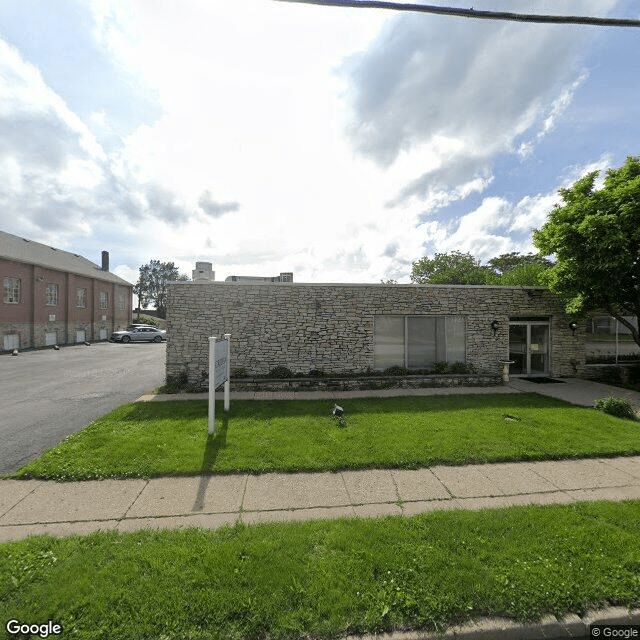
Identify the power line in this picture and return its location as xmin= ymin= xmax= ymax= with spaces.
xmin=274 ymin=0 xmax=640 ymax=28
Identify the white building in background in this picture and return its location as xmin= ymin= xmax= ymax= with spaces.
xmin=192 ymin=262 xmax=215 ymax=283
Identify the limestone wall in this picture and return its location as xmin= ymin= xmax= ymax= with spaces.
xmin=166 ymin=282 xmax=585 ymax=383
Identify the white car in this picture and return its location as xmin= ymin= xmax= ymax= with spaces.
xmin=110 ymin=325 xmax=166 ymax=343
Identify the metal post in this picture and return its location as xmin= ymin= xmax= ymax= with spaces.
xmin=223 ymin=333 xmax=231 ymax=412
xmin=208 ymin=336 xmax=217 ymax=435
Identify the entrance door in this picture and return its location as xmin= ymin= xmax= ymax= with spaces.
xmin=509 ymin=322 xmax=549 ymax=375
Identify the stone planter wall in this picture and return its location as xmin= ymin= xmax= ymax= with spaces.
xmin=200 ymin=373 xmax=502 ymax=393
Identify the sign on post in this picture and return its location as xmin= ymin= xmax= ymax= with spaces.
xmin=208 ymin=334 xmax=231 ymax=435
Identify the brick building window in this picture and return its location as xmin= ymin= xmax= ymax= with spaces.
xmin=118 ymin=293 xmax=125 ymax=310
xmin=374 ymin=315 xmax=466 ymax=370
xmin=46 ymin=284 xmax=58 ymax=306
xmin=3 ymin=277 xmax=21 ymax=303
xmin=99 ymin=292 xmax=108 ymax=309
xmin=76 ymin=288 xmax=87 ymax=308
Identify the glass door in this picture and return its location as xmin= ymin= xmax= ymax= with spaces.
xmin=509 ymin=322 xmax=550 ymax=376
xmin=529 ymin=324 xmax=549 ymax=374
xmin=508 ymin=324 xmax=527 ymax=375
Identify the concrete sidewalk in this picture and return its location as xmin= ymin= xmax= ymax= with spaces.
xmin=137 ymin=375 xmax=640 ymax=410
xmin=507 ymin=376 xmax=640 ymax=409
xmin=136 ymin=384 xmax=522 ymax=402
xmin=2 ymin=455 xmax=639 ymax=543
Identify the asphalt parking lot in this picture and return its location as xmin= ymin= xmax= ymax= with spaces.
xmin=0 ymin=341 xmax=166 ymax=474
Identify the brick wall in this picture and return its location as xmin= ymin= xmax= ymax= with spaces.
xmin=166 ymin=282 xmax=585 ymax=383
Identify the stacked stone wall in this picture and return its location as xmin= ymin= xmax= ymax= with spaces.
xmin=166 ymin=283 xmax=585 ymax=384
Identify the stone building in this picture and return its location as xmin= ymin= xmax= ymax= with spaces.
xmin=1 ymin=230 xmax=132 ymax=351
xmin=166 ymin=279 xmax=585 ymax=384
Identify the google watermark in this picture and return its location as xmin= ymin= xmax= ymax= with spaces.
xmin=6 ymin=619 xmax=62 ymax=638
xmin=591 ymin=625 xmax=640 ymax=638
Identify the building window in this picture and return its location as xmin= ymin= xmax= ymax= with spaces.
xmin=46 ymin=283 xmax=58 ymax=306
xmin=118 ymin=293 xmax=125 ymax=310
xmin=76 ymin=288 xmax=87 ymax=308
xmin=99 ymin=292 xmax=108 ymax=309
xmin=374 ymin=315 xmax=466 ymax=370
xmin=3 ymin=277 xmax=21 ymax=303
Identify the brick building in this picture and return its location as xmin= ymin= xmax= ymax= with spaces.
xmin=166 ymin=279 xmax=585 ymax=383
xmin=1 ymin=230 xmax=132 ymax=351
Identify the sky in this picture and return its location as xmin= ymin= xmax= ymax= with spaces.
xmin=1 ymin=0 xmax=639 ymax=287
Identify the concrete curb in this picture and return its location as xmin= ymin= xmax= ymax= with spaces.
xmin=344 ymin=606 xmax=640 ymax=639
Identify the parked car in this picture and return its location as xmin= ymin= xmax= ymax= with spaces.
xmin=110 ymin=325 xmax=166 ymax=343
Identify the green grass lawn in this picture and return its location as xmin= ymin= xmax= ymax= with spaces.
xmin=2 ymin=500 xmax=639 ymax=639
xmin=11 ymin=394 xmax=640 ymax=480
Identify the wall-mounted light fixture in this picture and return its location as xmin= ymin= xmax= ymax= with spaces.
xmin=491 ymin=320 xmax=500 ymax=336
xmin=569 ymin=321 xmax=578 ymax=336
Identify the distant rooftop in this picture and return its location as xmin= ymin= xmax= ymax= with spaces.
xmin=0 ymin=230 xmax=132 ymax=286
xmin=225 ymin=272 xmax=293 ymax=283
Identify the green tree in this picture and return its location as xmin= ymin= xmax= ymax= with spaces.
xmin=134 ymin=260 xmax=189 ymax=319
xmin=487 ymin=252 xmax=554 ymax=286
xmin=410 ymin=251 xmax=494 ymax=284
xmin=533 ymin=155 xmax=640 ymax=347
xmin=487 ymin=251 xmax=553 ymax=275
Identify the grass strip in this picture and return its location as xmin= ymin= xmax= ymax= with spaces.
xmin=11 ymin=394 xmax=640 ymax=480
xmin=1 ymin=501 xmax=639 ymax=639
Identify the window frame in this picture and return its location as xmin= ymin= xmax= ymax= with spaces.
xmin=46 ymin=283 xmax=59 ymax=306
xmin=3 ymin=277 xmax=21 ymax=304
xmin=374 ymin=314 xmax=466 ymax=370
xmin=99 ymin=291 xmax=109 ymax=310
xmin=76 ymin=287 xmax=87 ymax=308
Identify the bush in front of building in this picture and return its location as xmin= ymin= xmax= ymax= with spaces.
xmin=594 ymin=397 xmax=637 ymax=420
xmin=268 ymin=365 xmax=295 ymax=378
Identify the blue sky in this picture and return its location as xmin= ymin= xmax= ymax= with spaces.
xmin=0 ymin=0 xmax=639 ymax=285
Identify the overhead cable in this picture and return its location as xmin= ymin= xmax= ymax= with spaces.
xmin=274 ymin=0 xmax=640 ymax=28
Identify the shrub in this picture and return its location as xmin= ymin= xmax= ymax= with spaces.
xmin=433 ymin=361 xmax=448 ymax=374
xmin=383 ymin=365 xmax=407 ymax=376
xmin=595 ymin=397 xmax=637 ymax=420
xmin=268 ymin=366 xmax=294 ymax=378
xmin=231 ymin=368 xmax=248 ymax=378
xmin=449 ymin=361 xmax=470 ymax=374
xmin=136 ymin=315 xmax=158 ymax=326
xmin=162 ymin=370 xmax=188 ymax=393
xmin=308 ymin=369 xmax=327 ymax=377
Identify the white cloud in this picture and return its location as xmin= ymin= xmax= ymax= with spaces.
xmin=341 ymin=1 xmax=620 ymax=208
xmin=0 ymin=0 xmax=633 ymax=286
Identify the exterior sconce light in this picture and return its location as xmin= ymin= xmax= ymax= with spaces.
xmin=569 ymin=321 xmax=578 ymax=336
xmin=491 ymin=320 xmax=500 ymax=336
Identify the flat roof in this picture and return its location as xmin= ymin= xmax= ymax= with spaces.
xmin=169 ymin=281 xmax=546 ymax=290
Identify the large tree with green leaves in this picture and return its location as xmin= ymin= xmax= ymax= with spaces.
xmin=411 ymin=251 xmax=494 ymax=284
xmin=487 ymin=252 xmax=553 ymax=286
xmin=533 ymin=155 xmax=640 ymax=347
xmin=133 ymin=260 xmax=189 ymax=319
xmin=410 ymin=250 xmax=551 ymax=286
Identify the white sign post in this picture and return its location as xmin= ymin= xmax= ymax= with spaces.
xmin=208 ymin=333 xmax=231 ymax=435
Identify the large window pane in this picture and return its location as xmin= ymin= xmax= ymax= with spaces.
xmin=374 ymin=316 xmax=404 ymax=369
xmin=445 ymin=316 xmax=466 ymax=363
xmin=407 ymin=316 xmax=436 ymax=368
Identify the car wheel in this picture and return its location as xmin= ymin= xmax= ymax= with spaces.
xmin=153 ymin=335 xmax=162 ymax=343
xmin=122 ymin=335 xmax=131 ymax=343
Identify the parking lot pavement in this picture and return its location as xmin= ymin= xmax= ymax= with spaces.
xmin=0 ymin=341 xmax=166 ymax=474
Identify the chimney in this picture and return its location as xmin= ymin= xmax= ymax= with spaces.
xmin=101 ymin=251 xmax=109 ymax=271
